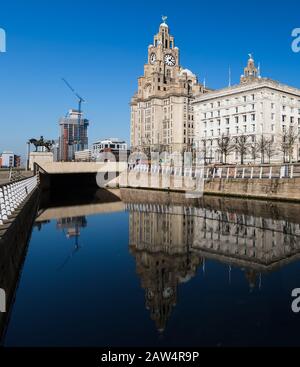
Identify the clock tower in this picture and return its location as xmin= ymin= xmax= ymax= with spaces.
xmin=130 ymin=17 xmax=209 ymax=153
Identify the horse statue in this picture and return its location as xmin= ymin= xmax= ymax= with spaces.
xmin=29 ymin=136 xmax=55 ymax=152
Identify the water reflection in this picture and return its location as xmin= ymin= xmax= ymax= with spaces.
xmin=38 ymin=193 xmax=300 ymax=334
xmin=57 ymin=216 xmax=87 ymax=240
xmin=125 ymin=193 xmax=300 ymax=332
xmin=3 ymin=189 xmax=300 ymax=346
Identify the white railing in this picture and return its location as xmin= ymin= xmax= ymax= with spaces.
xmin=0 ymin=176 xmax=38 ymax=226
xmin=128 ymin=163 xmax=300 ymax=180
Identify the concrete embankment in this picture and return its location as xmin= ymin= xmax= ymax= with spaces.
xmin=204 ymin=177 xmax=300 ymax=202
xmin=115 ymin=171 xmax=300 ymax=203
xmin=0 ymin=187 xmax=40 ymax=343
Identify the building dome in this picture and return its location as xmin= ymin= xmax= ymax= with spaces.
xmin=160 ymin=22 xmax=168 ymax=28
xmin=180 ymin=69 xmax=196 ymax=78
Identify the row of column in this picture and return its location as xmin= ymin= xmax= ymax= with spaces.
xmin=0 ymin=176 xmax=38 ymax=226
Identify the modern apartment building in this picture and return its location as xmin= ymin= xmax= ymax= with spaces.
xmin=59 ymin=109 xmax=89 ymax=161
xmin=0 ymin=151 xmax=21 ymax=168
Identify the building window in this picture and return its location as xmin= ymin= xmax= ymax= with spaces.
xmin=251 ymin=114 xmax=255 ymax=121
xmin=243 ymin=115 xmax=247 ymax=122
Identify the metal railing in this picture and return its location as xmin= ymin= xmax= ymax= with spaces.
xmin=128 ymin=163 xmax=300 ymax=180
xmin=0 ymin=176 xmax=38 ymax=226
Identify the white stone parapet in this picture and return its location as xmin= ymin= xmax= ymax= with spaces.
xmin=0 ymin=176 xmax=38 ymax=226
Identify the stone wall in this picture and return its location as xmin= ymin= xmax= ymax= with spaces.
xmin=0 ymin=188 xmax=40 ymax=343
xmin=204 ymin=178 xmax=300 ymax=202
xmin=114 ymin=171 xmax=300 ymax=202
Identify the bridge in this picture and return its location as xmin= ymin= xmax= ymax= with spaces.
xmin=34 ymin=161 xmax=127 ymax=175
xmin=34 ymin=161 xmax=127 ymax=190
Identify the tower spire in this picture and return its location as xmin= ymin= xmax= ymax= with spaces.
xmin=240 ymin=53 xmax=259 ymax=84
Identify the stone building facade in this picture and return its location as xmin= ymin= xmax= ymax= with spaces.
xmin=130 ymin=17 xmax=208 ymax=154
xmin=193 ymin=55 xmax=300 ymax=164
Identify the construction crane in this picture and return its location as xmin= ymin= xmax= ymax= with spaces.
xmin=61 ymin=78 xmax=86 ymax=152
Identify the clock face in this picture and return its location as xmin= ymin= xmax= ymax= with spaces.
xmin=150 ymin=53 xmax=156 ymax=64
xmin=164 ymin=54 xmax=176 ymax=66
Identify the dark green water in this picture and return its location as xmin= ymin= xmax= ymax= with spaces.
xmin=3 ymin=189 xmax=300 ymax=346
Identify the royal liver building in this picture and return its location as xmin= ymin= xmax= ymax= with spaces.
xmin=130 ymin=17 xmax=208 ymax=154
xmin=131 ymin=18 xmax=300 ymax=164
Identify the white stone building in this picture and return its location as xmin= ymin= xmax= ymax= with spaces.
xmin=130 ymin=17 xmax=209 ymax=154
xmin=0 ymin=151 xmax=14 ymax=168
xmin=193 ymin=55 xmax=300 ymax=164
xmin=92 ymin=138 xmax=127 ymax=156
xmin=74 ymin=149 xmax=92 ymax=162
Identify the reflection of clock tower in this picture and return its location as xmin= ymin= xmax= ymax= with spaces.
xmin=131 ymin=17 xmax=209 ymax=153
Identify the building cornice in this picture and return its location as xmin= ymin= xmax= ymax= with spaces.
xmin=193 ymin=78 xmax=300 ymax=103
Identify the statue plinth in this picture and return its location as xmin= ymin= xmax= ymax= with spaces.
xmin=29 ymin=152 xmax=53 ymax=171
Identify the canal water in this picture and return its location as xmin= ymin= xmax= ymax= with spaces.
xmin=2 ymin=188 xmax=300 ymax=346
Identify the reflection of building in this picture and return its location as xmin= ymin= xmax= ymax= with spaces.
xmin=126 ymin=196 xmax=300 ymax=325
xmin=130 ymin=17 xmax=208 ymax=154
xmin=129 ymin=207 xmax=202 ymax=332
xmin=59 ymin=109 xmax=89 ymax=161
xmin=191 ymin=205 xmax=300 ymax=270
xmin=57 ymin=216 xmax=87 ymax=239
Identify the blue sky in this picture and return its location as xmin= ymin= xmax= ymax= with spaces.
xmin=0 ymin=0 xmax=300 ymax=159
